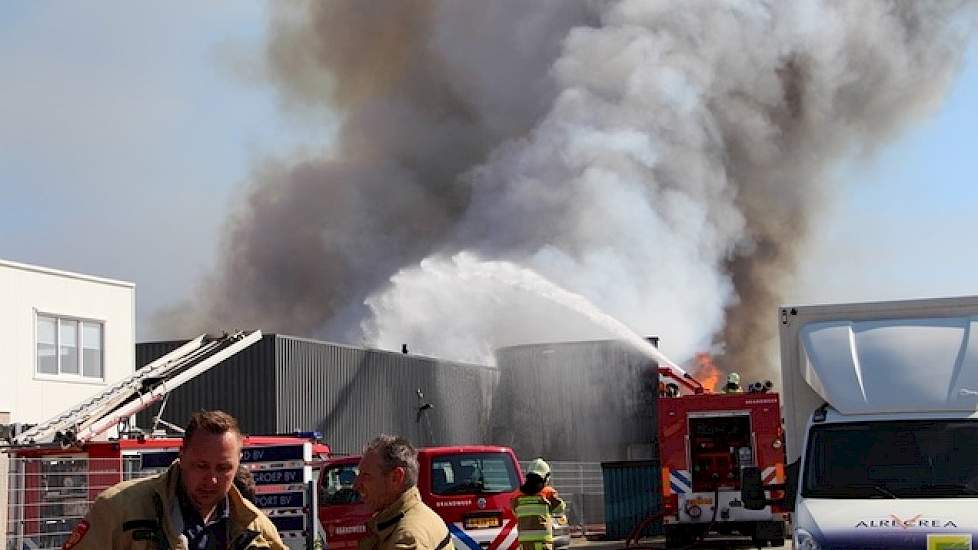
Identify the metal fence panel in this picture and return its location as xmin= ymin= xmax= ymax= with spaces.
xmin=9 ymin=458 xmax=613 ymax=548
xmin=5 ymin=456 xmax=317 ymax=550
xmin=519 ymin=461 xmax=605 ymax=531
xmin=5 ymin=457 xmax=153 ymax=550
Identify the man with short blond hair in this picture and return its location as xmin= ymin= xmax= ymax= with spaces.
xmin=63 ymin=410 xmax=285 ymax=550
xmin=355 ymin=435 xmax=453 ymax=550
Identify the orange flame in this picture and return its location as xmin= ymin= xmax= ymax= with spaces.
xmin=693 ymin=352 xmax=722 ymax=393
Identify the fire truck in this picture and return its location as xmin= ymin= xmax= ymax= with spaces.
xmin=7 ymin=434 xmax=329 ymax=549
xmin=656 ymin=369 xmax=787 ymax=548
xmin=2 ymin=331 xmax=330 ymax=549
xmin=318 ymin=446 xmax=527 ymax=550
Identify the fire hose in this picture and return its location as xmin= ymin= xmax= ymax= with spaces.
xmin=624 ymin=511 xmax=665 ymax=549
xmin=623 ymin=485 xmax=720 ymax=550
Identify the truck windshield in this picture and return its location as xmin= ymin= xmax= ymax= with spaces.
xmin=803 ymin=419 xmax=978 ymax=499
xmin=320 ymin=463 xmax=362 ymax=505
xmin=431 ymin=453 xmax=519 ymax=495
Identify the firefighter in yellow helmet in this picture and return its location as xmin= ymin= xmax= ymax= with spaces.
xmin=722 ymin=372 xmax=742 ymax=393
xmin=511 ymin=459 xmax=566 ymax=550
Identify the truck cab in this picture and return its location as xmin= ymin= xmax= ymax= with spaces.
xmin=794 ymin=407 xmax=978 ymax=549
xmin=318 ymin=446 xmax=526 ymax=550
xmin=420 ymin=446 xmax=523 ymax=550
xmin=318 ymin=456 xmax=370 ymax=550
xmin=767 ymin=297 xmax=978 ymax=549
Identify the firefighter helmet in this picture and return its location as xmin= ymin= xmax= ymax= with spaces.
xmin=526 ymin=458 xmax=551 ymax=478
xmin=723 ymin=372 xmax=743 ymax=393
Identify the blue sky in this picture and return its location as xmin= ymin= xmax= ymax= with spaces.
xmin=1 ymin=3 xmax=976 ymax=339
xmin=793 ymin=42 xmax=978 ymax=306
xmin=0 ymin=2 xmax=327 ymax=337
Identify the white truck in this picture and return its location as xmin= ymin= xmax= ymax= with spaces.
xmin=742 ymin=296 xmax=978 ymax=550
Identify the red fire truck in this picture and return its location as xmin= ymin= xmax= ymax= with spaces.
xmin=317 ymin=455 xmax=369 ymax=549
xmin=6 ymin=435 xmax=330 ymax=549
xmin=319 ymin=445 xmax=529 ymax=550
xmin=657 ymin=370 xmax=787 ymax=548
xmin=2 ymin=331 xmax=329 ymax=548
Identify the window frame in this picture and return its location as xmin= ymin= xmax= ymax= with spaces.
xmin=34 ymin=311 xmax=106 ymax=384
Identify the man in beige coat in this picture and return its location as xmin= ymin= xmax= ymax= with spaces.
xmin=355 ymin=435 xmax=453 ymax=550
xmin=63 ymin=410 xmax=285 ymax=550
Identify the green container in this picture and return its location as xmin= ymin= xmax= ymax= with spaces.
xmin=601 ymin=459 xmax=662 ymax=539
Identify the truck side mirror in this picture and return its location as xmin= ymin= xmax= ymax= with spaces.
xmin=740 ymin=466 xmax=766 ymax=510
xmin=783 ymin=460 xmax=799 ymax=512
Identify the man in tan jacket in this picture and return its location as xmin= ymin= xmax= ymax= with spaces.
xmin=355 ymin=435 xmax=453 ymax=550
xmin=63 ymin=410 xmax=286 ymax=550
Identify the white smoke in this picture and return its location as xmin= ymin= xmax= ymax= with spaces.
xmin=362 ymin=0 xmax=974 ymax=372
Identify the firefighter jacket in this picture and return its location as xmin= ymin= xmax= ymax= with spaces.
xmin=62 ymin=461 xmax=286 ymax=550
xmin=512 ymin=487 xmax=567 ymax=550
xmin=511 ymin=486 xmax=565 ymax=549
xmin=358 ymin=486 xmax=453 ymax=550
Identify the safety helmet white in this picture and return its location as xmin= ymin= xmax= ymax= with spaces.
xmin=527 ymin=458 xmax=551 ymax=478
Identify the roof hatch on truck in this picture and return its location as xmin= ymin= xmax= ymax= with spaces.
xmin=800 ymin=316 xmax=978 ymax=415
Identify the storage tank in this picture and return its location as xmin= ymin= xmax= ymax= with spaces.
xmin=491 ymin=339 xmax=659 ymax=462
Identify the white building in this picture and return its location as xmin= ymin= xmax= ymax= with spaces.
xmin=0 ymin=258 xmax=135 ymax=544
xmin=0 ymin=258 xmax=135 ymax=423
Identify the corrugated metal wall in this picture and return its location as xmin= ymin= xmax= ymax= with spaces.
xmin=135 ymin=336 xmax=654 ymax=462
xmin=135 ymin=336 xmax=280 ymax=434
xmin=601 ymin=460 xmax=662 ymax=539
xmin=135 ymin=335 xmax=498 ymax=454
xmin=492 ymin=340 xmax=659 ymax=462
xmin=272 ymin=336 xmax=498 ymax=454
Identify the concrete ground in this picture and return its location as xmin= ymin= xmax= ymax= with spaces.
xmin=569 ymin=536 xmax=791 ymax=550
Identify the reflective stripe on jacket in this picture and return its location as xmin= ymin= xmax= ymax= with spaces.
xmin=513 ymin=495 xmax=551 ymax=543
xmin=511 ymin=487 xmax=565 ymax=545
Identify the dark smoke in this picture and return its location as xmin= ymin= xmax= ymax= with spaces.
xmin=158 ymin=1 xmax=596 ymax=339
xmin=160 ymin=1 xmax=975 ymax=383
xmin=715 ymin=3 xmax=975 ymax=378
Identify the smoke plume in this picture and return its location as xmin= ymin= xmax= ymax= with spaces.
xmin=164 ymin=1 xmax=974 ymax=382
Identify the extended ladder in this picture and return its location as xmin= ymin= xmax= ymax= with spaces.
xmin=7 ymin=330 xmax=262 ymax=448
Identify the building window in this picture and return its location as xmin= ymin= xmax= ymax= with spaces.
xmin=60 ymin=319 xmax=79 ymax=374
xmin=82 ymin=322 xmax=103 ymax=378
xmin=37 ymin=316 xmax=58 ymax=375
xmin=36 ymin=315 xmax=103 ymax=379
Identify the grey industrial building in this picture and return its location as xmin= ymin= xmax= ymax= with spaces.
xmin=135 ymin=335 xmax=659 ymax=461
xmin=136 ymin=334 xmax=498 ymax=455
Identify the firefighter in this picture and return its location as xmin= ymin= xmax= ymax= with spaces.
xmin=355 ymin=435 xmax=453 ymax=550
xmin=511 ymin=458 xmax=566 ymax=550
xmin=61 ymin=410 xmax=285 ymax=550
xmin=722 ymin=372 xmax=742 ymax=393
